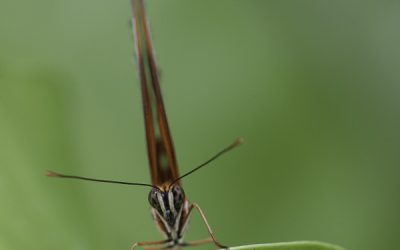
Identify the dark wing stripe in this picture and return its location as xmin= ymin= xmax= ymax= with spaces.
xmin=132 ymin=2 xmax=158 ymax=183
xmin=131 ymin=0 xmax=180 ymax=186
xmin=140 ymin=3 xmax=180 ymax=184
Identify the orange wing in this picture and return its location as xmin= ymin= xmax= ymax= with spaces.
xmin=131 ymin=0 xmax=180 ymax=187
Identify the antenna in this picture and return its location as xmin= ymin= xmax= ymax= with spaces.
xmin=46 ymin=171 xmax=160 ymax=190
xmin=169 ymin=138 xmax=243 ymax=188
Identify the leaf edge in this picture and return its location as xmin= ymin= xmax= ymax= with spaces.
xmin=228 ymin=241 xmax=345 ymax=250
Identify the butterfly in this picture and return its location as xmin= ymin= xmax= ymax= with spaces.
xmin=47 ymin=0 xmax=242 ymax=249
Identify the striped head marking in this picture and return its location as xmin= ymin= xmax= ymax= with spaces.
xmin=148 ymin=185 xmax=185 ymax=227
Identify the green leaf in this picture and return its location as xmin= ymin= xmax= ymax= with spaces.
xmin=230 ymin=241 xmax=345 ymax=250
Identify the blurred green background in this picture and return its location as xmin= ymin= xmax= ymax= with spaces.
xmin=1 ymin=0 xmax=399 ymax=250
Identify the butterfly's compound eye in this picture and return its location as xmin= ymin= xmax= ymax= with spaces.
xmin=148 ymin=188 xmax=160 ymax=210
xmin=171 ymin=185 xmax=185 ymax=211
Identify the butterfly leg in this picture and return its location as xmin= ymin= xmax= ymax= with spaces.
xmin=188 ymin=203 xmax=228 ymax=249
xmin=131 ymin=239 xmax=170 ymax=250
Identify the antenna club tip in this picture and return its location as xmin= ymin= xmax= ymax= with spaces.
xmin=45 ymin=170 xmax=59 ymax=177
xmin=234 ymin=137 xmax=244 ymax=146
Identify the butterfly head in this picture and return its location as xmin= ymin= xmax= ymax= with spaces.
xmin=148 ymin=185 xmax=185 ymax=227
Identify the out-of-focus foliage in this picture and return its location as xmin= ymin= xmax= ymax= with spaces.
xmin=1 ymin=1 xmax=399 ymax=250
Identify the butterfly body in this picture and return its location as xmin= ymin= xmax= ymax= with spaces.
xmin=47 ymin=0 xmax=242 ymax=249
xmin=130 ymin=1 xmax=243 ymax=248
